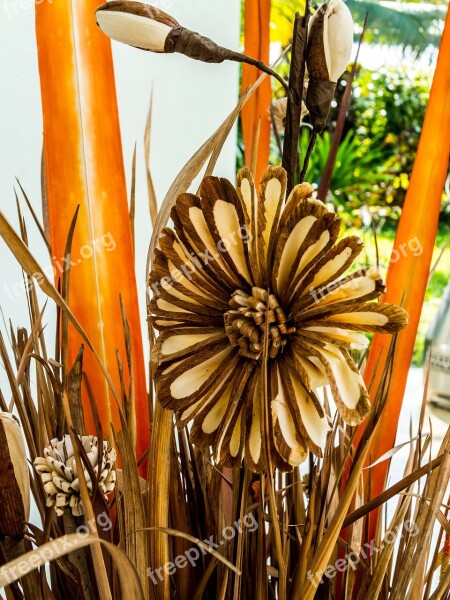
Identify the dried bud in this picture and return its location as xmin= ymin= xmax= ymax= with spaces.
xmin=272 ymin=96 xmax=308 ymax=134
xmin=96 ymin=1 xmax=240 ymax=63
xmin=95 ymin=1 xmax=180 ymax=52
xmin=95 ymin=1 xmax=289 ymax=95
xmin=34 ymin=435 xmax=117 ymax=517
xmin=306 ymin=0 xmax=353 ymax=132
xmin=0 ymin=413 xmax=30 ymax=538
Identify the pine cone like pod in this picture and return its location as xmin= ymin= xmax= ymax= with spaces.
xmin=34 ymin=435 xmax=117 ymax=517
xmin=0 ymin=413 xmax=30 ymax=538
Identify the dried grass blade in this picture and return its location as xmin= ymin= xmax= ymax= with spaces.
xmin=144 ymin=94 xmax=158 ymax=226
xmin=0 ymin=212 xmax=119 ymax=405
xmin=116 ymin=416 xmax=149 ymax=598
xmin=0 ymin=534 xmax=144 ymax=599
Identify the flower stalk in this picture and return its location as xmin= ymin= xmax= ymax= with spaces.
xmin=281 ymin=8 xmax=311 ymax=196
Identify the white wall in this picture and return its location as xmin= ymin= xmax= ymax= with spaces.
xmin=0 ymin=0 xmax=241 ymax=387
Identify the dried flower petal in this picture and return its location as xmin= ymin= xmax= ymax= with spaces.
xmin=0 ymin=413 xmax=30 ymax=538
xmin=34 ymin=435 xmax=116 ymax=516
xmin=149 ymin=166 xmax=408 ymax=472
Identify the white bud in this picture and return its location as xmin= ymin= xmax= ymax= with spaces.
xmin=308 ymin=0 xmax=353 ymax=82
xmin=95 ymin=1 xmax=180 ymax=53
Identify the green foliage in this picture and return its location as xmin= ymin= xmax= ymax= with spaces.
xmin=297 ymin=128 xmax=393 ymax=223
xmin=270 ymin=0 xmax=445 ymax=52
xmin=347 ymin=0 xmax=445 ymax=54
xmin=346 ymin=67 xmax=432 ymax=207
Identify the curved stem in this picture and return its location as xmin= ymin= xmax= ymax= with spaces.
xmin=299 ymin=131 xmax=317 ymax=183
xmin=236 ymin=53 xmax=291 ymax=99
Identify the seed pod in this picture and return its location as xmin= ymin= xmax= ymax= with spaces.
xmin=34 ymin=435 xmax=117 ymax=517
xmin=306 ymin=0 xmax=353 ymax=132
xmin=95 ymin=1 xmax=180 ymax=52
xmin=95 ymin=0 xmax=289 ymax=93
xmin=96 ymin=0 xmax=243 ymax=63
xmin=0 ymin=413 xmax=30 ymax=538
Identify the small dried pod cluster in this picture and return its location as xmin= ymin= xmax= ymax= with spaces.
xmin=34 ymin=435 xmax=117 ymax=517
xmin=0 ymin=413 xmax=30 ymax=538
xmin=306 ymin=0 xmax=353 ymax=132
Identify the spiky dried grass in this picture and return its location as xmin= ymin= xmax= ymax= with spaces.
xmin=0 ymin=66 xmax=449 ymax=600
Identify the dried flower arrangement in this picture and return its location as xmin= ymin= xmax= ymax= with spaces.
xmin=0 ymin=1 xmax=449 ymax=599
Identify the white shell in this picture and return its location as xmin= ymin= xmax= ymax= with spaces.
xmin=309 ymin=0 xmax=354 ymax=82
xmin=96 ymin=9 xmax=172 ymax=52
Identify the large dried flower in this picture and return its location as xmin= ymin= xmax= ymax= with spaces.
xmin=0 ymin=413 xmax=30 ymax=538
xmin=34 ymin=435 xmax=116 ymax=517
xmin=149 ymin=166 xmax=407 ymax=472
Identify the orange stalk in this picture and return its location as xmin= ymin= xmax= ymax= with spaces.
xmin=358 ymin=7 xmax=450 ymax=540
xmin=241 ymin=0 xmax=272 ymax=183
xmin=36 ymin=1 xmax=149 ymax=465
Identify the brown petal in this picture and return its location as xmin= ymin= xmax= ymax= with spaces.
xmin=190 ymin=361 xmax=255 ymax=467
xmin=199 ymin=176 xmax=253 ymax=286
xmin=293 ymin=236 xmax=363 ymax=301
xmin=244 ymin=368 xmax=269 ymax=473
xmin=278 ymin=361 xmax=329 ymax=456
xmin=306 ymin=302 xmax=408 ymax=333
xmin=302 ymin=341 xmax=371 ymax=426
xmin=156 ymin=341 xmax=239 ymax=411
xmin=256 ymin=166 xmax=287 ymax=283
xmin=282 ymin=212 xmax=341 ymax=304
xmin=269 ymin=363 xmax=309 ymax=468
xmin=153 ymin=327 xmax=226 ymax=364
xmin=236 ymin=168 xmax=262 ymax=286
xmin=272 ymin=194 xmax=328 ymax=296
xmin=174 ymin=193 xmax=242 ymax=289
xmin=157 ymin=229 xmax=230 ymax=305
xmin=293 ymin=268 xmax=386 ymax=320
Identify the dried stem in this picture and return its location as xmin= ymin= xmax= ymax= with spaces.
xmin=282 ymin=5 xmax=310 ymax=196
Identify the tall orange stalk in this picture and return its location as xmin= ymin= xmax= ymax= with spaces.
xmin=241 ymin=0 xmax=272 ymax=183
xmin=36 ymin=1 xmax=149 ymax=463
xmin=359 ymin=7 xmax=450 ymax=540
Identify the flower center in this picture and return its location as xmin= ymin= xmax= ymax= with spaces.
xmin=224 ymin=287 xmax=296 ymax=360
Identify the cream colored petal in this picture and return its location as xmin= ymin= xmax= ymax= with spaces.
xmin=290 ymin=374 xmax=329 ymax=451
xmin=212 ymin=200 xmax=252 ymax=283
xmin=303 ymin=326 xmax=369 ymax=349
xmin=319 ymin=303 xmax=408 ymax=333
xmin=276 ymin=215 xmax=318 ymax=290
xmin=170 ymin=347 xmax=232 ymax=401
xmin=160 ymin=331 xmax=223 ymax=357
xmin=320 ymin=345 xmax=364 ymax=411
xmin=272 ymin=369 xmax=309 ymax=466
